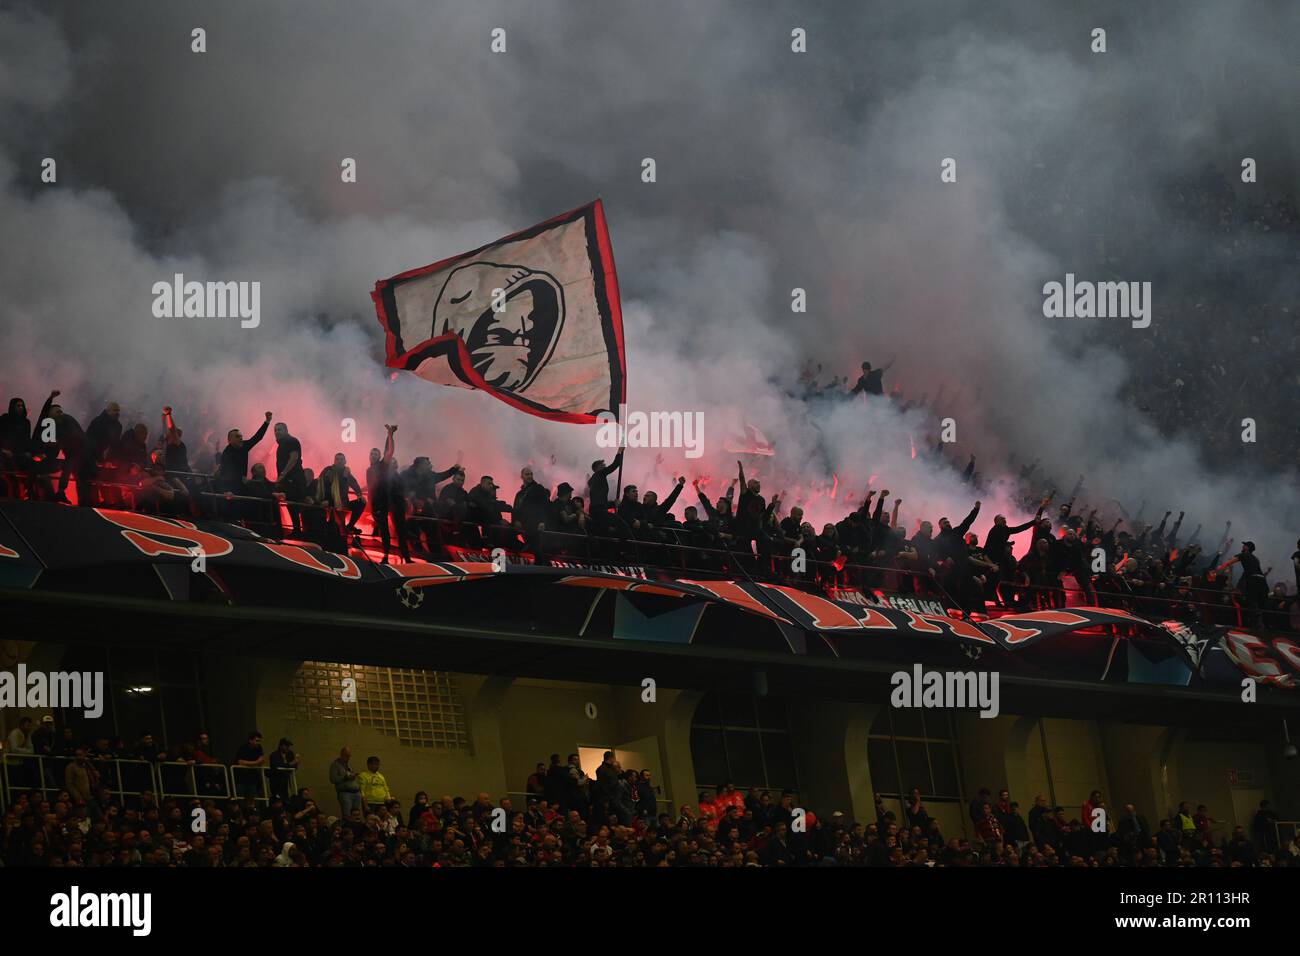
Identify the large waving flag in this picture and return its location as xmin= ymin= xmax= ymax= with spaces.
xmin=372 ymin=200 xmax=625 ymax=423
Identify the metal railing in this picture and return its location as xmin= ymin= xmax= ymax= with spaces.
xmin=505 ymin=789 xmax=672 ymax=818
xmin=3 ymin=465 xmax=1294 ymax=637
xmin=0 ymin=753 xmax=296 ymax=812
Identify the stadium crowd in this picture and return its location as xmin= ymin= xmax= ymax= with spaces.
xmin=3 ymin=722 xmax=1293 ymax=867
xmin=1 ymin=378 xmax=1296 ymax=635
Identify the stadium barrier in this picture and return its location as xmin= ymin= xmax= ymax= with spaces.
xmin=0 ymin=753 xmax=295 ymax=812
xmin=2 ymin=465 xmax=1294 ymax=637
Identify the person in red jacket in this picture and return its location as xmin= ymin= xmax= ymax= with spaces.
xmin=1081 ymin=789 xmax=1104 ymax=831
xmin=974 ymin=802 xmax=1004 ymax=844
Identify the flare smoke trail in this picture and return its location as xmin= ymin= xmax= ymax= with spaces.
xmin=1 ymin=1 xmax=1297 ymax=562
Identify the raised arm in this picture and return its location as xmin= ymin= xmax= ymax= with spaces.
xmin=694 ymin=482 xmax=718 ymax=522
xmin=955 ymin=500 xmax=981 ymax=536
xmin=659 ymin=476 xmax=685 ymax=514
xmin=246 ymin=412 xmax=272 ymax=449
xmin=594 ymin=448 xmax=624 ymax=479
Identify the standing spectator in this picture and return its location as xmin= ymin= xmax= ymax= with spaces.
xmin=1004 ymin=802 xmax=1031 ymax=851
xmin=1116 ymin=803 xmax=1150 ymax=852
xmin=358 ymin=756 xmax=392 ymax=812
xmin=273 ymin=422 xmax=306 ymax=533
xmin=525 ymin=763 xmax=547 ymax=797
xmin=1253 ymin=799 xmax=1280 ymax=855
xmin=974 ymin=802 xmax=1004 ymax=845
xmin=595 ymin=751 xmax=621 ymax=822
xmin=1156 ymin=819 xmax=1181 ymax=866
xmin=638 ymin=770 xmax=658 ymax=821
xmin=543 ymin=753 xmax=567 ymax=808
xmin=367 ymin=426 xmax=410 ymax=564
xmin=5 ymin=716 xmax=35 ymax=788
xmin=268 ymin=737 xmax=299 ymax=801
xmin=314 ymin=453 xmax=366 ymax=533
xmin=85 ymin=401 xmax=124 ymax=472
xmin=218 ymin=412 xmax=273 ymax=492
xmin=329 ymin=746 xmax=362 ymax=819
xmin=565 ymin=753 xmax=590 ymax=815
xmin=233 ymin=731 xmax=266 ymax=799
xmin=34 ymin=391 xmax=88 ymax=504
xmin=1226 ymin=825 xmax=1256 ymax=866
xmin=64 ymin=747 xmax=100 ymax=807
xmin=905 ymin=787 xmax=930 ymax=831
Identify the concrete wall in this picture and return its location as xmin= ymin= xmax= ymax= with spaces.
xmin=10 ymin=639 xmax=1291 ymax=839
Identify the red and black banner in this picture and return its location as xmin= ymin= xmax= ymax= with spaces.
xmin=2 ymin=500 xmax=1296 ymax=691
xmin=372 ymin=200 xmax=626 ymax=423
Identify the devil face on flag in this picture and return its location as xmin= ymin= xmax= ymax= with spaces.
xmin=372 ymin=201 xmax=626 ymax=423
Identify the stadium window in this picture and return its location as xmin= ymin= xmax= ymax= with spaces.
xmin=58 ymin=643 xmax=207 ymax=750
xmin=867 ymin=707 xmax=964 ymax=810
xmin=287 ymin=662 xmax=470 ymax=751
xmin=690 ymin=692 xmax=797 ymax=792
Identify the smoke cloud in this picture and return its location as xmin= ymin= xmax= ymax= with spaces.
xmin=2 ymin=1 xmax=1298 ymax=565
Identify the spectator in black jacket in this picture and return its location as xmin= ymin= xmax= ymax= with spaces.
xmin=586 ymin=449 xmax=624 ymax=528
xmin=34 ymin=392 xmax=87 ymax=503
xmin=545 ymin=482 xmax=587 ymax=554
xmin=512 ymin=466 xmax=551 ymax=538
xmin=0 ymin=397 xmax=31 ymax=471
xmin=467 ymin=475 xmax=512 ymax=545
xmin=218 ymin=412 xmax=272 ymax=492
xmin=367 ymin=426 xmax=409 ymax=564
xmin=437 ymin=468 xmax=469 ymax=523
xmin=1156 ymin=819 xmax=1181 ymax=865
xmin=1022 ymin=795 xmax=1051 ymax=848
xmin=85 ymin=401 xmax=123 ymax=467
xmin=314 ymin=453 xmax=365 ymax=531
xmin=1226 ymin=825 xmax=1256 ymax=866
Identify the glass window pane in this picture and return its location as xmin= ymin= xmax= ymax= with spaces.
xmin=61 ymin=644 xmax=108 ymax=674
xmin=754 ymin=697 xmax=789 ymax=730
xmin=760 ymin=732 xmax=797 ymax=791
xmin=156 ymin=648 xmax=198 ymax=685
xmin=718 ymin=693 xmax=757 ymax=728
xmin=890 ymin=707 xmax=926 ymax=738
xmin=920 ymin=709 xmax=952 ymax=742
xmin=868 ymin=737 xmax=899 ymax=796
xmin=928 ymin=742 xmax=960 ymax=798
xmin=690 ymin=726 xmax=727 ymax=791
xmin=895 ymin=740 xmax=932 ymax=797
xmin=693 ymin=693 xmax=721 ymax=727
xmin=161 ymin=686 xmax=202 ymax=753
xmin=109 ymin=646 xmax=156 ymax=687
xmin=869 ymin=707 xmax=894 ymax=736
xmin=112 ymin=687 xmax=163 ymax=755
xmin=722 ymin=730 xmax=763 ymax=788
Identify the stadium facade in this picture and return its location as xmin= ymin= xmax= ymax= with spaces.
xmin=2 ymin=501 xmax=1297 ymax=840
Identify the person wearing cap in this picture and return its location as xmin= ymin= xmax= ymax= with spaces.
xmin=32 ymin=715 xmax=57 ymax=788
xmin=269 ymin=737 xmax=300 ymax=801
xmin=467 ymin=475 xmax=512 ymax=546
xmin=546 ymin=482 xmax=588 ymax=556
